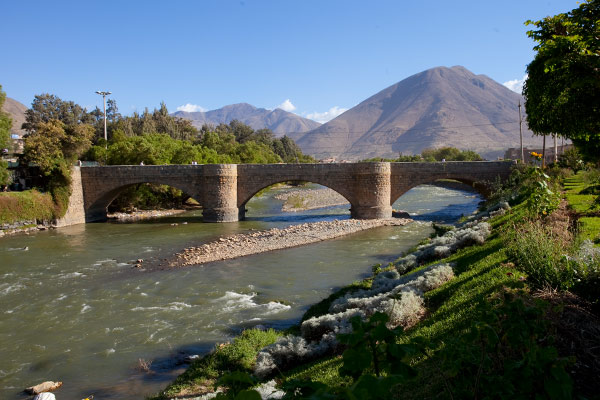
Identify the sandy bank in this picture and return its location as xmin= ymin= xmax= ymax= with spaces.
xmin=168 ymin=218 xmax=412 ymax=267
xmin=274 ymin=188 xmax=348 ymax=212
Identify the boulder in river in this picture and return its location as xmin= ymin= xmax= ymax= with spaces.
xmin=25 ymin=381 xmax=62 ymax=395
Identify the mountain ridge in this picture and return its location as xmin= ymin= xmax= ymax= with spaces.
xmin=172 ymin=103 xmax=321 ymax=136
xmin=295 ymin=66 xmax=542 ymax=160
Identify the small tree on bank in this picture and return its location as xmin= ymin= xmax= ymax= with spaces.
xmin=0 ymin=85 xmax=12 ymax=186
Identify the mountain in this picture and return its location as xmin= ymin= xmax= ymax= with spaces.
xmin=172 ymin=103 xmax=321 ymax=136
xmin=1 ymin=97 xmax=27 ymax=137
xmin=294 ymin=66 xmax=543 ymax=160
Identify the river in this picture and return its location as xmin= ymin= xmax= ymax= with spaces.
xmin=0 ymin=184 xmax=481 ymax=399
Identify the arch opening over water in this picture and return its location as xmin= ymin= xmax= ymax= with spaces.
xmin=242 ymin=181 xmax=351 ymax=222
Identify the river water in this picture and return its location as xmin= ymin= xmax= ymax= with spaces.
xmin=0 ymin=184 xmax=481 ymax=399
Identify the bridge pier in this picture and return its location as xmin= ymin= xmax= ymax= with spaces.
xmin=202 ymin=164 xmax=239 ymax=222
xmin=350 ymin=163 xmax=392 ymax=219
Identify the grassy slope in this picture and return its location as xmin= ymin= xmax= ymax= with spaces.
xmin=283 ymin=209 xmax=523 ymax=397
xmin=154 ymin=172 xmax=600 ymax=399
xmin=155 ymin=206 xmax=525 ymax=399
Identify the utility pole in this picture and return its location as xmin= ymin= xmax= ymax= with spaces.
xmin=554 ymin=134 xmax=558 ymax=163
xmin=518 ymin=101 xmax=524 ymax=163
xmin=95 ymin=91 xmax=112 ymax=149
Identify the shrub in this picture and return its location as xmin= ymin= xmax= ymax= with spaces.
xmin=570 ymin=239 xmax=600 ymax=308
xmin=504 ymin=220 xmax=575 ymax=290
xmin=0 ymin=190 xmax=57 ymax=224
xmin=520 ymin=166 xmax=561 ymax=218
xmin=432 ymin=293 xmax=573 ymax=399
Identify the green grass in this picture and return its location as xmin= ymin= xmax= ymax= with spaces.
xmin=152 ymin=183 xmax=595 ymax=399
xmin=563 ymin=171 xmax=600 ymax=245
xmin=152 ymin=203 xmax=532 ymax=398
xmin=279 ymin=220 xmax=521 ymax=396
xmin=579 ymin=217 xmax=600 ymax=244
xmin=154 ymin=329 xmax=281 ymax=399
xmin=0 ymin=190 xmax=57 ymax=225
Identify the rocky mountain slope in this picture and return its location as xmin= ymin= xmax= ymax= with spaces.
xmin=172 ymin=103 xmax=321 ymax=136
xmin=294 ymin=66 xmax=542 ymax=160
xmin=1 ymin=97 xmax=27 ymax=136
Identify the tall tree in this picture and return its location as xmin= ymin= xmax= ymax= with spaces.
xmin=523 ymin=0 xmax=600 ymax=160
xmin=0 ymin=85 xmax=12 ymax=185
xmin=22 ymin=93 xmax=94 ymax=133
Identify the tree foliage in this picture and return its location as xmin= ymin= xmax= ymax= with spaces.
xmin=362 ymin=147 xmax=484 ymax=162
xmin=20 ymin=94 xmax=314 ymax=211
xmin=0 ymin=85 xmax=12 ymax=185
xmin=22 ymin=97 xmax=95 ymax=216
xmin=22 ymin=93 xmax=94 ymax=133
xmin=523 ymin=0 xmax=600 ymax=160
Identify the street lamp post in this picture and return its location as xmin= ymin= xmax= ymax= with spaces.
xmin=95 ymin=91 xmax=112 ymax=149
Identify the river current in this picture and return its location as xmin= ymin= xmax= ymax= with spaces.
xmin=0 ymin=184 xmax=481 ymax=399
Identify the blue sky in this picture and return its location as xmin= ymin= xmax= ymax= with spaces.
xmin=1 ymin=0 xmax=577 ymax=123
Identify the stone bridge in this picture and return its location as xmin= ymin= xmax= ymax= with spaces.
xmin=72 ymin=161 xmax=514 ymax=223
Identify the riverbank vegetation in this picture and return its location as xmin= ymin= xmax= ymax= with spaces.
xmin=0 ymin=189 xmax=56 ymax=224
xmin=0 ymin=92 xmax=314 ymax=219
xmin=151 ymin=158 xmax=599 ymax=399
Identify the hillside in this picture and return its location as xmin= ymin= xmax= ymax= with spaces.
xmin=172 ymin=103 xmax=321 ymax=136
xmin=1 ymin=97 xmax=27 ymax=136
xmin=295 ymin=66 xmax=543 ymax=160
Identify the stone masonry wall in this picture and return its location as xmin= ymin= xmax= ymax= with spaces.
xmin=69 ymin=161 xmax=515 ymax=225
xmin=55 ymin=166 xmax=86 ymax=227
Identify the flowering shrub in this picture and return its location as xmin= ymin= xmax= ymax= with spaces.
xmin=395 ymin=222 xmax=491 ymax=273
xmin=571 ymin=239 xmax=600 ymax=308
xmin=253 ymin=263 xmax=454 ymax=379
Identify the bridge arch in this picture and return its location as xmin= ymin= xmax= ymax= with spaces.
xmin=390 ymin=175 xmax=488 ymax=205
xmin=236 ymin=163 xmax=391 ymax=220
xmin=238 ymin=179 xmax=353 ymax=220
xmin=81 ymin=166 xmax=203 ymax=222
xmin=86 ymin=181 xmax=201 ymax=221
xmin=389 ymin=161 xmax=505 ymax=205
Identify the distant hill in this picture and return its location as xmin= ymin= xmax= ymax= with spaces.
xmin=294 ymin=66 xmax=543 ymax=160
xmin=172 ymin=103 xmax=321 ymax=136
xmin=1 ymin=97 xmax=27 ymax=137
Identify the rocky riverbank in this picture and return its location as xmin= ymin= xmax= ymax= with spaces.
xmin=0 ymin=220 xmax=54 ymax=237
xmin=108 ymin=208 xmax=187 ymax=221
xmin=168 ymin=218 xmax=412 ymax=267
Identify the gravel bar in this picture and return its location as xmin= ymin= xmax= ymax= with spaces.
xmin=168 ymin=218 xmax=412 ymax=267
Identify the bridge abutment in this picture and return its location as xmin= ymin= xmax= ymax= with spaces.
xmin=350 ymin=162 xmax=393 ymax=219
xmin=202 ymin=164 xmax=239 ymax=223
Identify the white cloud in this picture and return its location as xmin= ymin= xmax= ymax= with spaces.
xmin=276 ymin=99 xmax=296 ymax=112
xmin=176 ymin=103 xmax=206 ymax=112
xmin=503 ymin=74 xmax=528 ymax=94
xmin=306 ymin=106 xmax=348 ymax=123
